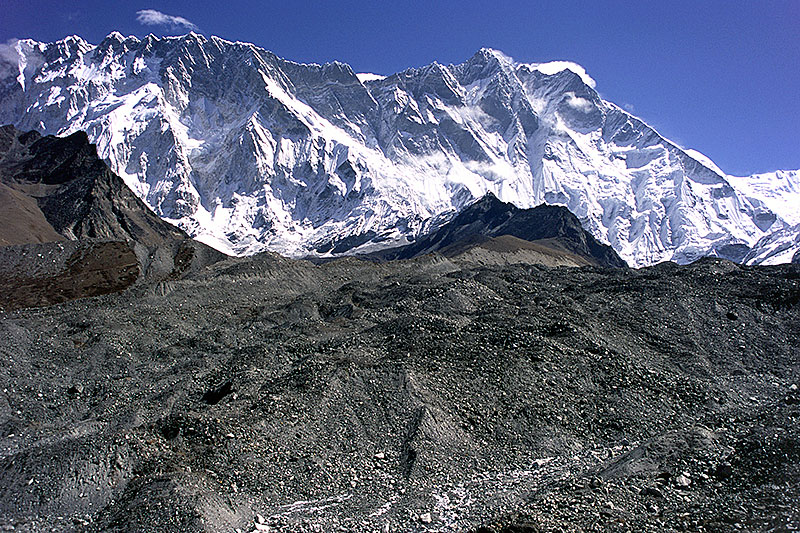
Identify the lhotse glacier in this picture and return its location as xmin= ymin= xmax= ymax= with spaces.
xmin=1 ymin=32 xmax=798 ymax=266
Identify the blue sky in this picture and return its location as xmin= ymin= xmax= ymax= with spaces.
xmin=1 ymin=0 xmax=798 ymax=175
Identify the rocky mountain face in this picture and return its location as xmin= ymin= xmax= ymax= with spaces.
xmin=371 ymin=192 xmax=626 ymax=268
xmin=1 ymin=33 xmax=798 ymax=266
xmin=0 ymin=125 xmax=225 ymax=308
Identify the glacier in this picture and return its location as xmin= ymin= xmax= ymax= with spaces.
xmin=1 ymin=32 xmax=797 ymax=266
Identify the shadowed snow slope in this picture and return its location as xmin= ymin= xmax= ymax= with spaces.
xmin=1 ymin=33 xmax=797 ymax=266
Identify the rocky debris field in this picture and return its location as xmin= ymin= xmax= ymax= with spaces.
xmin=0 ymin=253 xmax=798 ymax=532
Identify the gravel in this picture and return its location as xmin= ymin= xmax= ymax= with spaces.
xmin=0 ymin=253 xmax=798 ymax=532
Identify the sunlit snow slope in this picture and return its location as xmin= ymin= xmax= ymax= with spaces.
xmin=1 ymin=32 xmax=797 ymax=266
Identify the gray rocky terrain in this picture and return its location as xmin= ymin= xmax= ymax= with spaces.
xmin=0 ymin=251 xmax=798 ymax=532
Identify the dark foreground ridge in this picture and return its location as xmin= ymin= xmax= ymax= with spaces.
xmin=0 ymin=251 xmax=798 ymax=531
xmin=0 ymin=125 xmax=225 ymax=309
xmin=0 ymin=124 xmax=187 ymax=247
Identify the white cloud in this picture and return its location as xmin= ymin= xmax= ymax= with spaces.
xmin=0 ymin=40 xmax=21 ymax=81
xmin=564 ymin=93 xmax=594 ymax=113
xmin=136 ymin=9 xmax=198 ymax=32
xmin=451 ymin=104 xmax=494 ymax=127
xmin=0 ymin=39 xmax=20 ymax=65
xmin=356 ymin=73 xmax=386 ymax=83
xmin=0 ymin=39 xmax=45 ymax=90
xmin=533 ymin=61 xmax=596 ymax=89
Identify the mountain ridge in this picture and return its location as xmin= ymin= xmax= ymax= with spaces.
xmin=1 ymin=33 xmax=798 ymax=266
xmin=367 ymin=192 xmax=626 ymax=268
xmin=0 ymin=124 xmax=194 ymax=248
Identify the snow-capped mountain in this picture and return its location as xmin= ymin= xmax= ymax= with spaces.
xmin=1 ymin=32 xmax=797 ymax=266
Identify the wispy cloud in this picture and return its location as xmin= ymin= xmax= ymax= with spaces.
xmin=0 ymin=39 xmax=45 ymax=89
xmin=136 ymin=9 xmax=198 ymax=32
xmin=0 ymin=40 xmax=22 ymax=82
xmin=564 ymin=93 xmax=594 ymax=113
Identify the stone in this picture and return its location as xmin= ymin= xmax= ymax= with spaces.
xmin=420 ymin=513 xmax=432 ymax=524
xmin=202 ymin=381 xmax=233 ymax=405
xmin=656 ymin=471 xmax=672 ymax=482
xmin=713 ymin=463 xmax=732 ymax=480
xmin=640 ymin=487 xmax=664 ymax=498
xmin=674 ymin=474 xmax=691 ymax=487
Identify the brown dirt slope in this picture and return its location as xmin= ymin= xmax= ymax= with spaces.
xmin=442 ymin=234 xmax=594 ymax=267
xmin=0 ymin=181 xmax=64 ymax=245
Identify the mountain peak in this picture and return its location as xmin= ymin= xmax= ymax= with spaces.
xmin=465 ymin=47 xmax=513 ymax=68
xmin=184 ymin=31 xmax=207 ymax=42
xmin=455 ymin=47 xmax=516 ymax=83
xmin=474 ymin=47 xmax=512 ymax=61
xmin=465 ymin=192 xmax=513 ymax=214
xmin=104 ymin=31 xmax=126 ymax=42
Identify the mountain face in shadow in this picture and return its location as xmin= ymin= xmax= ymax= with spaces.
xmin=370 ymin=193 xmax=627 ymax=268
